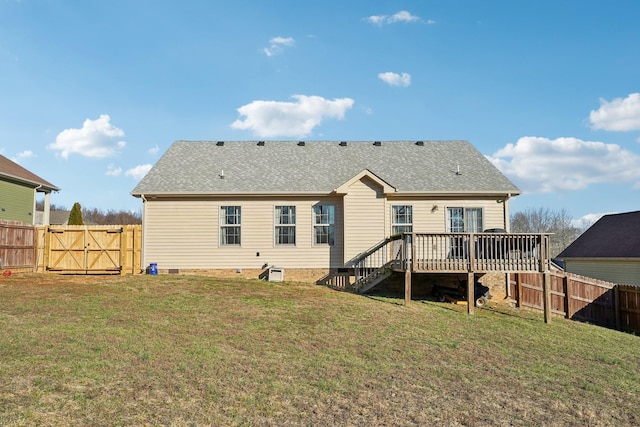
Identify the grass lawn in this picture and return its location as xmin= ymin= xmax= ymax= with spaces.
xmin=1 ymin=273 xmax=639 ymax=426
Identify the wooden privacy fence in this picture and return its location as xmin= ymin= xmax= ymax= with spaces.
xmin=0 ymin=220 xmax=36 ymax=270
xmin=510 ymin=272 xmax=640 ymax=334
xmin=0 ymin=220 xmax=142 ymax=274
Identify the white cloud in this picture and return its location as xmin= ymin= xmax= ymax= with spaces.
xmin=378 ymin=71 xmax=411 ymax=87
xmin=125 ymin=164 xmax=152 ymax=180
xmin=148 ymin=144 xmax=160 ymax=155
xmin=488 ymin=136 xmax=640 ymax=193
xmin=10 ymin=150 xmax=34 ymax=163
xmin=231 ymin=94 xmax=355 ymax=138
xmin=574 ymin=212 xmax=612 ymax=230
xmin=589 ymin=93 xmax=640 ymax=131
xmin=389 ymin=10 xmax=420 ymax=23
xmin=48 ymin=114 xmax=126 ymax=159
xmin=105 ymin=164 xmax=122 ymax=177
xmin=365 ymin=15 xmax=387 ymax=25
xmin=263 ymin=36 xmax=295 ymax=57
xmin=365 ymin=10 xmax=429 ymax=26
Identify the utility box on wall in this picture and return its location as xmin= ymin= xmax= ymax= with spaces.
xmin=268 ymin=266 xmax=284 ymax=282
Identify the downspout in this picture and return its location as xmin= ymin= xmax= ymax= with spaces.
xmin=140 ymin=195 xmax=147 ymax=273
xmin=503 ymin=193 xmax=512 ymax=232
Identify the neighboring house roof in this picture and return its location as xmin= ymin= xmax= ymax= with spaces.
xmin=131 ymin=140 xmax=520 ymax=196
xmin=0 ymin=155 xmax=60 ymax=192
xmin=35 ymin=210 xmax=70 ymax=225
xmin=558 ymin=211 xmax=640 ymax=259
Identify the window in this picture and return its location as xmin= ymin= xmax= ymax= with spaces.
xmin=446 ymin=207 xmax=483 ymax=232
xmin=446 ymin=207 xmax=483 ymax=257
xmin=220 ymin=206 xmax=241 ymax=245
xmin=392 ymin=205 xmax=413 ymax=234
xmin=275 ymin=205 xmax=296 ymax=245
xmin=313 ymin=205 xmax=335 ymax=245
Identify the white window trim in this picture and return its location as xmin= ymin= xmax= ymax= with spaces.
xmin=446 ymin=207 xmax=484 ymax=233
xmin=274 ymin=205 xmax=296 ymax=246
xmin=220 ymin=205 xmax=241 ymax=246
xmin=313 ymin=205 xmax=335 ymax=246
xmin=391 ymin=205 xmax=413 ymax=235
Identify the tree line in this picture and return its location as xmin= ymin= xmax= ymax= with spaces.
xmin=36 ymin=201 xmax=142 ymax=225
xmin=510 ymin=207 xmax=592 ymax=258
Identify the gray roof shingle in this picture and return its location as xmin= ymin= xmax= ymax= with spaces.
xmin=558 ymin=211 xmax=640 ymax=259
xmin=131 ymin=140 xmax=520 ymax=196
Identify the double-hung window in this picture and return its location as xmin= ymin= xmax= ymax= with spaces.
xmin=220 ymin=206 xmax=241 ymax=245
xmin=313 ymin=205 xmax=335 ymax=245
xmin=392 ymin=205 xmax=413 ymax=235
xmin=275 ymin=205 xmax=296 ymax=245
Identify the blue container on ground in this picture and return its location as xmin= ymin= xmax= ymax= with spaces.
xmin=148 ymin=263 xmax=158 ymax=275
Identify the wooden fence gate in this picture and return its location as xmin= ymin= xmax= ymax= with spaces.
xmin=37 ymin=225 xmax=142 ymax=274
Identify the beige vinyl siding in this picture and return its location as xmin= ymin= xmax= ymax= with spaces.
xmin=386 ymin=197 xmax=507 ymax=233
xmin=343 ymin=176 xmax=386 ymax=263
xmin=142 ymin=192 xmax=509 ymax=271
xmin=564 ymin=259 xmax=640 ymax=286
xmin=143 ymin=199 xmax=217 ymax=269
xmin=0 ymin=180 xmax=35 ymax=224
xmin=143 ymin=197 xmax=343 ymax=270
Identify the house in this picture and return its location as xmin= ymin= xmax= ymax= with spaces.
xmin=35 ymin=210 xmax=70 ymax=225
xmin=131 ymin=140 xmax=522 ymax=283
xmin=0 ymin=155 xmax=59 ymax=225
xmin=558 ymin=211 xmax=640 ymax=286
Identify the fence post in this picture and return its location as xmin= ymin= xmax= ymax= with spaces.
xmin=563 ymin=275 xmax=570 ymax=319
xmin=543 ymin=271 xmax=552 ymax=324
xmin=614 ymin=285 xmax=621 ymax=331
xmin=120 ymin=227 xmax=128 ymax=275
xmin=515 ymin=273 xmax=523 ymax=308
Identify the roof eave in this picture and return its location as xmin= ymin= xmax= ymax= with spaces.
xmin=0 ymin=173 xmax=60 ymax=192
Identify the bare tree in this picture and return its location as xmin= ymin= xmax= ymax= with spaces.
xmin=511 ymin=207 xmax=583 ymax=257
xmin=35 ymin=201 xmax=141 ymax=225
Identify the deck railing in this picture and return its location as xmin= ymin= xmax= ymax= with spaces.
xmin=329 ymin=232 xmax=552 ymax=293
xmin=408 ymin=232 xmax=551 ymax=273
xmin=350 ymin=235 xmax=404 ymax=285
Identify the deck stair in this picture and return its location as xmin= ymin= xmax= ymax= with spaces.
xmin=353 ymin=262 xmax=394 ymax=293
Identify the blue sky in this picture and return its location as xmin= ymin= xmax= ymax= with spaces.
xmin=1 ymin=0 xmax=639 ymax=224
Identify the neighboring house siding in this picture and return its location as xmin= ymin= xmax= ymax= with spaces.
xmin=0 ymin=180 xmax=34 ymax=224
xmin=343 ymin=177 xmax=387 ymax=263
xmin=564 ymin=259 xmax=640 ymax=286
xmin=143 ymin=197 xmax=344 ymax=270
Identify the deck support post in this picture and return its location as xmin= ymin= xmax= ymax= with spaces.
xmin=467 ymin=272 xmax=474 ymax=315
xmin=404 ymin=268 xmax=411 ymax=306
xmin=404 ymin=233 xmax=413 ymax=306
xmin=467 ymin=234 xmax=475 ymax=315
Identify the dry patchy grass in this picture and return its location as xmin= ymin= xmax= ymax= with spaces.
xmin=0 ymin=273 xmax=639 ymax=426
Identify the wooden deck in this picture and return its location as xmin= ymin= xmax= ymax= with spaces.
xmin=347 ymin=232 xmax=554 ymax=319
xmin=352 ymin=232 xmax=550 ymax=277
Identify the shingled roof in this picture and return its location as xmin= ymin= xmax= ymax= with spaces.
xmin=131 ymin=140 xmax=520 ymax=196
xmin=558 ymin=211 xmax=640 ymax=259
xmin=0 ymin=155 xmax=59 ymax=192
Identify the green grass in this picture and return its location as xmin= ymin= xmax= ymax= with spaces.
xmin=1 ymin=273 xmax=639 ymax=426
